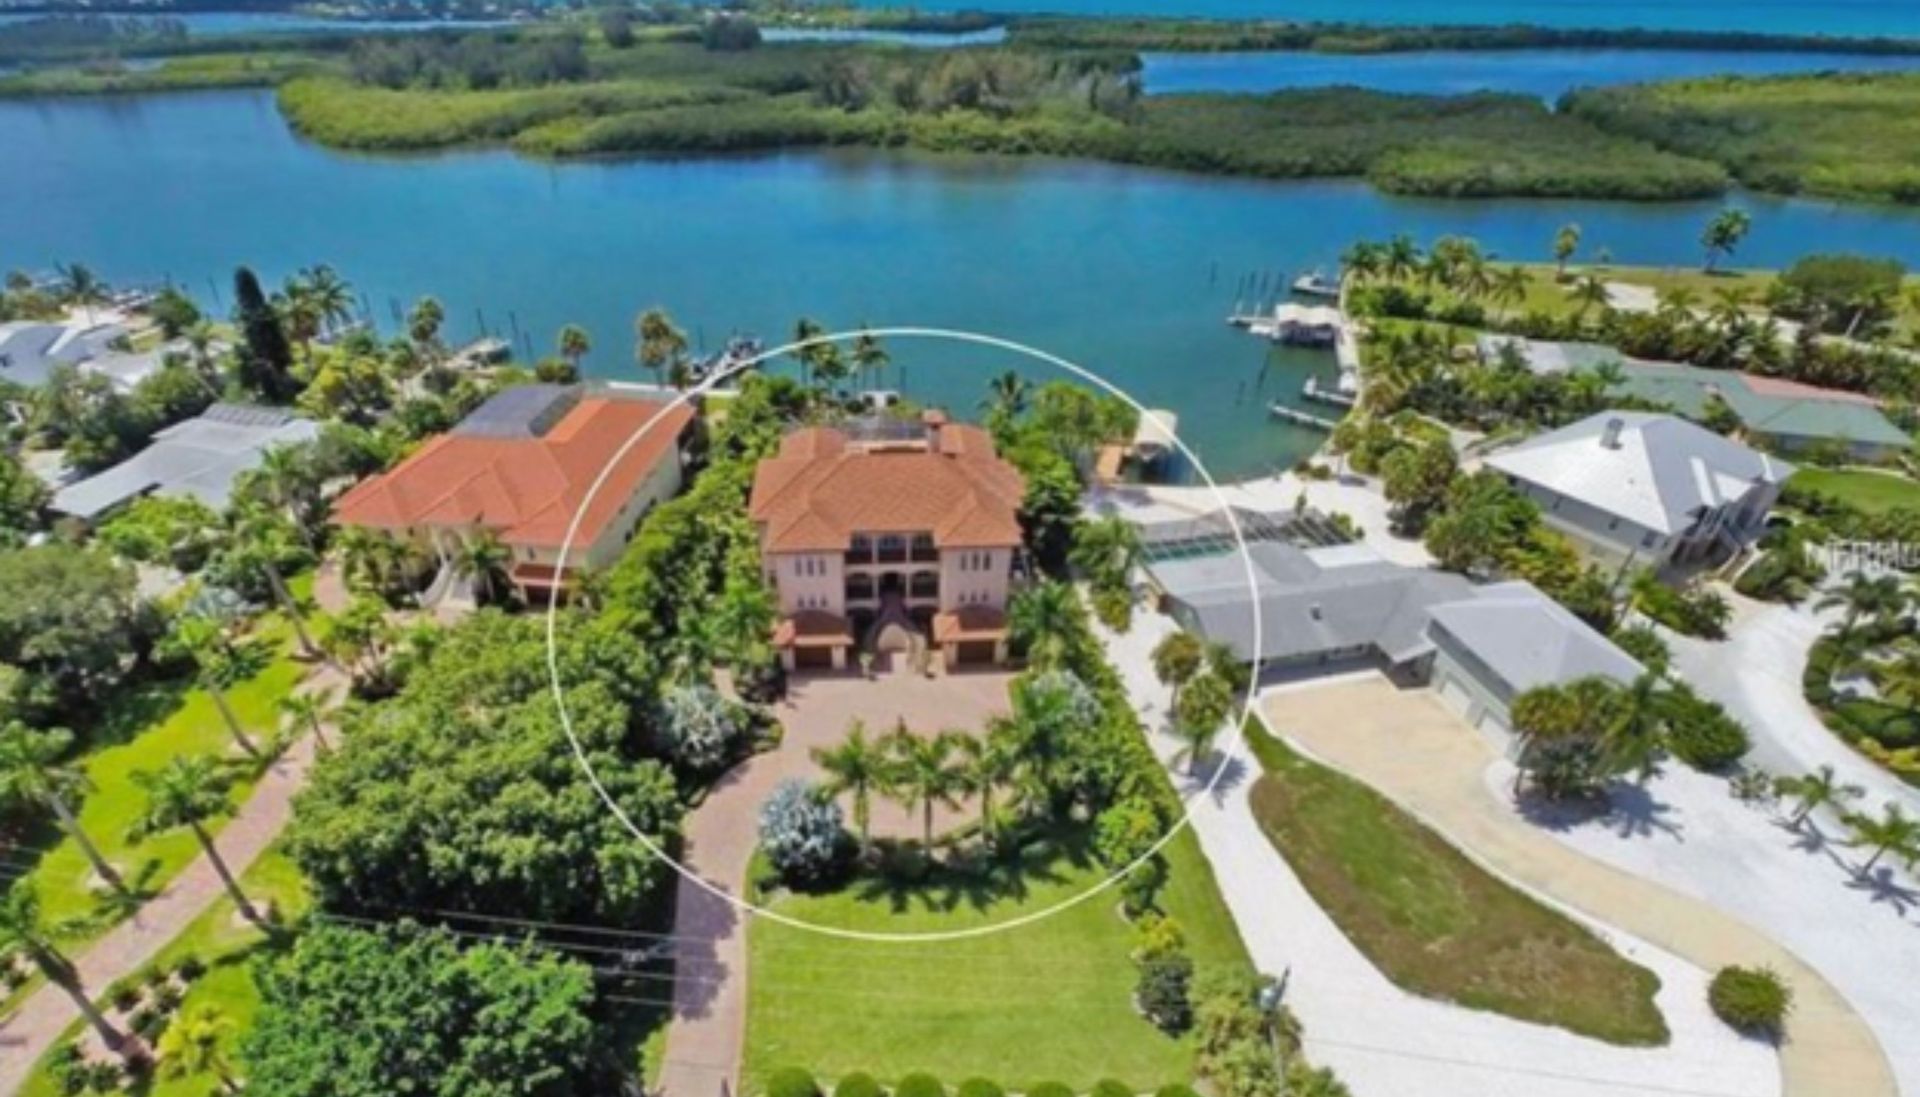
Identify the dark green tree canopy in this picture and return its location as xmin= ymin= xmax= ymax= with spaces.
xmin=288 ymin=610 xmax=680 ymax=923
xmin=242 ymin=921 xmax=597 ymax=1097
xmin=0 ymin=545 xmax=160 ymax=719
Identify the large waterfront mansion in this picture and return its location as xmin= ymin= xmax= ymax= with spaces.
xmin=748 ymin=412 xmax=1026 ymax=672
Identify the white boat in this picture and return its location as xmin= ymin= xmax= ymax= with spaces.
xmin=1291 ymin=271 xmax=1342 ymax=299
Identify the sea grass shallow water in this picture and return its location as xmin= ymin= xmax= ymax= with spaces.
xmin=9 ymin=89 xmax=1920 ymax=477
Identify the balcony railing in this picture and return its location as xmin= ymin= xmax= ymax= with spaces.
xmin=845 ymin=548 xmax=874 ymax=566
xmin=876 ymin=547 xmax=908 ymax=564
xmin=910 ymin=546 xmax=939 ymax=563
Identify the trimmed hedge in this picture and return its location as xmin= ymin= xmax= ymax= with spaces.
xmin=1027 ymin=1083 xmax=1076 ymax=1097
xmin=769 ymin=1068 xmax=821 ymax=1097
xmin=956 ymin=1081 xmax=1005 ymax=1097
xmin=895 ymin=1074 xmax=945 ymax=1097
xmin=1153 ymin=1087 xmax=1202 ymax=1097
xmin=1091 ymin=1081 xmax=1134 ymax=1097
xmin=834 ymin=1074 xmax=885 ymax=1097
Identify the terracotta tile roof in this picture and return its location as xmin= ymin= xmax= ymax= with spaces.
xmin=749 ymin=422 xmax=1025 ymax=553
xmin=332 ymin=395 xmax=692 ymax=550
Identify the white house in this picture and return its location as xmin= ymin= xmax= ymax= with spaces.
xmin=1483 ymin=411 xmax=1793 ymax=567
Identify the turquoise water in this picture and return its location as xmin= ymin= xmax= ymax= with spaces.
xmin=851 ymin=0 xmax=1920 ymax=38
xmin=1142 ymin=48 xmax=1920 ymax=100
xmin=761 ymin=26 xmax=1008 ymax=48
xmin=8 ymin=90 xmax=1920 ymax=478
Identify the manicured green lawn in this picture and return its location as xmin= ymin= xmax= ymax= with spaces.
xmin=30 ymin=630 xmax=304 ymax=940
xmin=744 ymin=827 xmax=1248 ymax=1093
xmin=1790 ymin=468 xmax=1920 ymax=515
xmin=18 ymin=846 xmax=312 ymax=1097
xmin=1244 ymin=721 xmax=1668 ymax=1047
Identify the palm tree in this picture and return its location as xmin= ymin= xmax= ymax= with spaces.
xmin=1382 ymin=234 xmax=1420 ymax=284
xmin=1602 ymin=673 xmax=1665 ymax=784
xmin=185 ymin=320 xmax=220 ymax=387
xmin=277 ymin=282 xmax=322 ymax=366
xmin=1009 ymin=581 xmax=1079 ymax=670
xmin=982 ymin=370 xmax=1030 ymax=424
xmin=170 ymin=616 xmax=258 ymax=757
xmin=0 ymin=722 xmax=125 ymax=895
xmin=451 ymin=530 xmax=511 ymax=605
xmin=954 ymin=731 xmax=1019 ymax=845
xmin=337 ymin=526 xmax=409 ymax=598
xmin=0 ymin=882 xmax=124 ymax=1051
xmin=1338 ymin=241 xmax=1383 ymax=287
xmin=709 ymin=579 xmax=775 ymax=666
xmin=1816 ymin=571 xmax=1906 ymax=644
xmin=301 ymin=264 xmax=355 ymax=337
xmin=557 ymin=324 xmax=592 ymax=372
xmin=811 ymin=719 xmax=888 ymax=847
xmin=1842 ymin=802 xmax=1920 ymax=876
xmin=1568 ymin=274 xmax=1611 ymax=317
xmin=55 ymin=261 xmax=105 ymax=324
xmin=1552 ymin=223 xmax=1581 ymax=278
xmin=1491 ymin=265 xmax=1530 ymax=317
xmin=636 ymin=308 xmax=688 ymax=388
xmin=1173 ymin=671 xmax=1233 ymax=774
xmin=255 ymin=444 xmax=317 ymax=543
xmin=790 ymin=317 xmax=825 ymax=388
xmin=1774 ymin=765 xmax=1864 ymax=830
xmin=1701 ymin=208 xmax=1753 ymax=273
xmin=887 ymin=725 xmax=964 ymax=846
xmin=407 ymin=296 xmax=445 ymax=364
xmin=277 ymin=688 xmax=335 ymax=754
xmin=157 ymin=1004 xmax=239 ymax=1090
xmin=1150 ymin=630 xmax=1204 ymax=707
xmin=132 ymin=756 xmax=261 ymax=924
xmin=233 ymin=509 xmax=320 ymax=659
xmin=1069 ymin=515 xmax=1141 ymax=590
xmin=851 ymin=328 xmax=890 ymax=391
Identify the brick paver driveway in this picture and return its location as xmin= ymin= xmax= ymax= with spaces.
xmin=657 ymin=665 xmax=1015 ymax=1097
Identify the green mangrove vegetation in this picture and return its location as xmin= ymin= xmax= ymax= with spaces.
xmin=1566 ymin=72 xmax=1920 ymax=205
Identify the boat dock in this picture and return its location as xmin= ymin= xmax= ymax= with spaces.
xmin=1268 ymin=403 xmax=1341 ymax=430
xmin=1302 ymin=375 xmax=1356 ymax=408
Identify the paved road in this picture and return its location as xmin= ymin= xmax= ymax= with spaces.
xmin=0 ymin=666 xmax=341 ymax=1096
xmin=1262 ymin=674 xmax=1897 ymax=1097
xmin=1100 ymin=612 xmax=1779 ymax=1097
xmin=1666 ymin=593 xmax=1919 ymax=815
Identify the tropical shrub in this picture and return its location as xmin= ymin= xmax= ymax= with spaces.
xmin=759 ymin=779 xmax=846 ymax=886
xmin=657 ymin=682 xmax=750 ymax=771
xmin=1708 ymin=966 xmax=1792 ymax=1035
xmin=834 ymin=1074 xmax=885 ymax=1097
xmin=956 ymin=1079 xmax=1004 ymax=1097
xmin=1661 ymin=686 xmax=1751 ymax=770
xmin=768 ymin=1067 xmax=821 ymax=1097
xmin=1631 ymin=575 xmax=1731 ymax=640
xmin=1153 ymin=1087 xmax=1201 ymax=1097
xmin=1091 ymin=1081 xmax=1133 ymax=1097
xmin=1609 ymin=623 xmax=1671 ymax=675
xmin=1026 ymin=1083 xmax=1075 ymax=1097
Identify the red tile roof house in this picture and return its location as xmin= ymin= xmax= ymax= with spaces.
xmin=748 ymin=413 xmax=1026 ymax=673
xmin=332 ymin=385 xmax=695 ymax=602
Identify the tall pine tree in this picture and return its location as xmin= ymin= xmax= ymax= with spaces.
xmin=233 ymin=266 xmax=297 ymax=401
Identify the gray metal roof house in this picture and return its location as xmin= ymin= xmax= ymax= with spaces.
xmin=0 ymin=321 xmax=129 ymax=389
xmin=1151 ymin=539 xmax=1478 ymax=671
xmin=52 ymin=403 xmax=320 ymax=521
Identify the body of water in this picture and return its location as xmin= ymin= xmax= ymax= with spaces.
xmin=8 ymin=90 xmax=1920 ymax=478
xmin=761 ymin=26 xmax=1007 ymax=48
xmin=852 ymin=0 xmax=1920 ymax=38
xmin=1141 ymin=48 xmax=1920 ymax=100
xmin=0 ymin=11 xmax=516 ymax=34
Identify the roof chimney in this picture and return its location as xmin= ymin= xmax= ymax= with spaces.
xmin=1600 ymin=417 xmax=1625 ymax=450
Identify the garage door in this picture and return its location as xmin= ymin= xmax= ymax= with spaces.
xmin=794 ymin=646 xmax=834 ymax=669
xmin=957 ymin=640 xmax=997 ymax=664
xmin=1437 ymin=674 xmax=1473 ymax=717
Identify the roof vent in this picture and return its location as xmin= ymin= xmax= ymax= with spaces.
xmin=1600 ymin=417 xmax=1626 ymax=449
xmin=1309 ymin=603 xmax=1324 ymax=621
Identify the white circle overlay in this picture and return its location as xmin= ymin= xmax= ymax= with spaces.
xmin=544 ymin=327 xmax=1265 ymax=942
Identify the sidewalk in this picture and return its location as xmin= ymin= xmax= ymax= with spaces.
xmin=1100 ymin=612 xmax=1778 ymax=1097
xmin=0 ymin=667 xmax=339 ymax=1097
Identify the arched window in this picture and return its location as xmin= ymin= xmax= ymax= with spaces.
xmin=910 ymin=572 xmax=939 ymax=600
